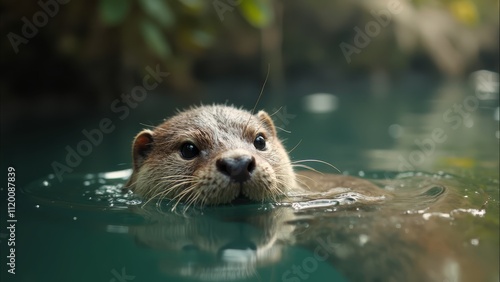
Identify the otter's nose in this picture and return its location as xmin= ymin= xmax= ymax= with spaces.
xmin=216 ymin=155 xmax=256 ymax=183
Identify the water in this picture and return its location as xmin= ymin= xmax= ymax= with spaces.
xmin=12 ymin=166 xmax=498 ymax=282
xmin=1 ymin=78 xmax=499 ymax=281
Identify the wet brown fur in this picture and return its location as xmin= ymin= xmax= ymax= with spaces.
xmin=126 ymin=105 xmax=296 ymax=206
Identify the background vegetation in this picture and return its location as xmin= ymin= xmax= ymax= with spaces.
xmin=1 ymin=0 xmax=498 ymax=114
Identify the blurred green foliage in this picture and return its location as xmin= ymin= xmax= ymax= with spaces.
xmin=99 ymin=0 xmax=133 ymax=25
xmin=1 ymin=0 xmax=498 ymax=102
xmin=240 ymin=0 xmax=273 ymax=28
xmin=94 ymin=0 xmax=274 ymax=63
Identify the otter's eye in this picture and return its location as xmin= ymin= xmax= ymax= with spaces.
xmin=180 ymin=142 xmax=199 ymax=159
xmin=253 ymin=134 xmax=266 ymax=150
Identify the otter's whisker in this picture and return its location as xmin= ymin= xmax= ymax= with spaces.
xmin=170 ymin=187 xmax=197 ymax=206
xmin=294 ymin=175 xmax=315 ymax=192
xmin=182 ymin=187 xmax=202 ymax=211
xmin=275 ymin=126 xmax=292 ymax=134
xmin=244 ymin=63 xmax=270 ymax=132
xmin=291 ymin=164 xmax=323 ymax=174
xmin=140 ymin=178 xmax=199 ymax=208
xmin=268 ymin=106 xmax=283 ymax=118
xmin=139 ymin=123 xmax=157 ymax=129
xmin=165 ymin=182 xmax=199 ymax=208
xmin=287 ymin=140 xmax=302 ymax=154
xmin=292 ymin=159 xmax=341 ymax=173
xmin=172 ymin=189 xmax=193 ymax=211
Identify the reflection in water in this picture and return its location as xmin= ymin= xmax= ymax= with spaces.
xmin=130 ymin=205 xmax=295 ymax=281
xmin=25 ymin=169 xmax=499 ymax=282
xmin=385 ymin=78 xmax=499 ymax=173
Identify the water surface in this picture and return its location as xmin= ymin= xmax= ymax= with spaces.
xmin=1 ymin=79 xmax=498 ymax=282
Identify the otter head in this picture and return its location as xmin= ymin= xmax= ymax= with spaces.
xmin=126 ymin=105 xmax=296 ymax=206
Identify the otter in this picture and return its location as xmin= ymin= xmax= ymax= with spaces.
xmin=126 ymin=104 xmax=388 ymax=207
xmin=124 ymin=105 xmax=496 ymax=281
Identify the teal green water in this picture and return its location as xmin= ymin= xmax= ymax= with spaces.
xmin=17 ymin=168 xmax=498 ymax=282
xmin=1 ymin=80 xmax=499 ymax=282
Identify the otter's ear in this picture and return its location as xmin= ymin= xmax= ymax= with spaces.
xmin=132 ymin=129 xmax=154 ymax=170
xmin=257 ymin=110 xmax=277 ymax=137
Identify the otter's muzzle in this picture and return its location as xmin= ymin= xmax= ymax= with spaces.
xmin=216 ymin=154 xmax=256 ymax=183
